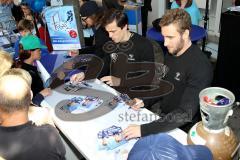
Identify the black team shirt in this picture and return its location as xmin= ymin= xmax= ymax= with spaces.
xmin=141 ymin=44 xmax=213 ymax=136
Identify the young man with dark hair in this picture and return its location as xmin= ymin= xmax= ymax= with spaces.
xmin=76 ymin=9 xmax=155 ymax=87
xmin=100 ymin=9 xmax=155 ymax=86
xmin=123 ymin=9 xmax=213 ymax=139
xmin=0 ymin=74 xmax=66 ymax=160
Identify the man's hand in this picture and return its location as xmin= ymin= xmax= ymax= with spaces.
xmin=68 ymin=50 xmax=78 ymax=57
xmin=70 ymin=72 xmax=85 ymax=83
xmin=63 ymin=61 xmax=74 ymax=70
xmin=123 ymin=124 xmax=141 ymax=140
xmin=100 ymin=76 xmax=121 ymax=86
xmin=40 ymin=88 xmax=51 ymax=97
xmin=57 ymin=71 xmax=66 ymax=80
xmin=126 ymin=98 xmax=144 ymax=111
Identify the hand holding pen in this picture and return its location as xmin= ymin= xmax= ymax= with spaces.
xmin=126 ymin=98 xmax=144 ymax=111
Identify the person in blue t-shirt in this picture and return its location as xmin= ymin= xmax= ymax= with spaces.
xmin=171 ymin=0 xmax=201 ymax=25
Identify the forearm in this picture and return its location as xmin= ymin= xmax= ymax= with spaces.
xmin=32 ymin=93 xmax=44 ymax=106
xmin=141 ymin=120 xmax=185 ymax=137
xmin=140 ymin=109 xmax=190 ymax=137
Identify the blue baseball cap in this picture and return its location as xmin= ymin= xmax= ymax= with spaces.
xmin=128 ymin=133 xmax=213 ymax=160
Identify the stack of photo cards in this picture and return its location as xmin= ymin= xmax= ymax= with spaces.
xmin=60 ymin=96 xmax=103 ymax=114
xmin=97 ymin=125 xmax=127 ymax=150
xmin=108 ymin=93 xmax=131 ymax=106
xmin=63 ymin=81 xmax=92 ymax=92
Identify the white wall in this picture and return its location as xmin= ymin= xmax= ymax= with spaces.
xmin=148 ymin=0 xmax=166 ymax=26
xmin=198 ymin=0 xmax=222 ymax=36
xmin=195 ymin=0 xmax=211 ymax=9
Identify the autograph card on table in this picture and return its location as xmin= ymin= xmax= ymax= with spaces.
xmin=61 ymin=96 xmax=103 ymax=114
xmin=98 ymin=125 xmax=127 ymax=150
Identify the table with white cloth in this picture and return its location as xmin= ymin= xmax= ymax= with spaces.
xmin=41 ymin=78 xmax=187 ymax=160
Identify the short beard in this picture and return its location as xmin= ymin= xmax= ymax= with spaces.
xmin=172 ymin=36 xmax=185 ymax=56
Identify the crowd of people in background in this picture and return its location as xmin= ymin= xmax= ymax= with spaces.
xmin=0 ymin=0 xmax=221 ymax=159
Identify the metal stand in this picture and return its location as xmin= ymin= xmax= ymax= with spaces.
xmin=202 ymin=0 xmax=212 ymax=58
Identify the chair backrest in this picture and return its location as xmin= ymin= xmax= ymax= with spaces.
xmin=149 ymin=39 xmax=164 ymax=64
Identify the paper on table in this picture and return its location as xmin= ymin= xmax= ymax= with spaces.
xmin=36 ymin=60 xmax=51 ymax=87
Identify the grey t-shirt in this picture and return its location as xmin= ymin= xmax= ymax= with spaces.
xmin=0 ymin=121 xmax=66 ymax=160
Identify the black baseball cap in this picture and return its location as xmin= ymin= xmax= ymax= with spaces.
xmin=80 ymin=1 xmax=99 ymax=17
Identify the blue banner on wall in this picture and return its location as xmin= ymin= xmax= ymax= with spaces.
xmin=44 ymin=6 xmax=81 ymax=50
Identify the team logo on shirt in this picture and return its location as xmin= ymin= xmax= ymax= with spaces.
xmin=174 ymin=72 xmax=181 ymax=81
xmin=128 ymin=54 xmax=135 ymax=61
xmin=111 ymin=53 xmax=118 ymax=63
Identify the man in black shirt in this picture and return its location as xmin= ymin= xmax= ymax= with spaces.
xmin=0 ymin=74 xmax=66 ymax=160
xmin=123 ymin=9 xmax=213 ymax=139
xmin=76 ymin=9 xmax=154 ymax=84
xmin=100 ymin=9 xmax=154 ymax=86
xmin=79 ymin=1 xmax=111 ymax=55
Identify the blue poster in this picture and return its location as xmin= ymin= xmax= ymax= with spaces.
xmin=44 ymin=6 xmax=81 ymax=50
